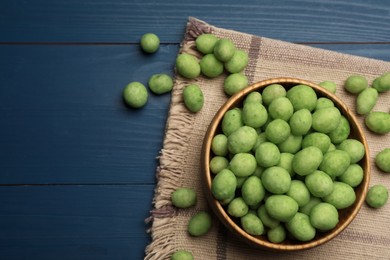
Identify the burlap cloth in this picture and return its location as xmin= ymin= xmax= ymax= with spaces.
xmin=145 ymin=17 xmax=390 ymax=260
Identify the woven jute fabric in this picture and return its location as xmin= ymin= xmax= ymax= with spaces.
xmin=145 ymin=17 xmax=390 ymax=260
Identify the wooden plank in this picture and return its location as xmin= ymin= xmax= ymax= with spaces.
xmin=0 ymin=44 xmax=178 ymax=184
xmin=1 ymin=0 xmax=390 ymax=43
xmin=0 ymin=185 xmax=154 ymax=259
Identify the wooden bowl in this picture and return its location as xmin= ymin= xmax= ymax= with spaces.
xmin=201 ymin=77 xmax=370 ymax=251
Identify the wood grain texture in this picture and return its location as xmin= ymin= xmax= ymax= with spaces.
xmin=1 ymin=0 xmax=390 ymax=43
xmin=0 ymin=185 xmax=154 ymax=259
xmin=0 ymin=44 xmax=178 ymax=184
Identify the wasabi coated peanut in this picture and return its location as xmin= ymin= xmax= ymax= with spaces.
xmin=315 ymin=97 xmax=334 ymax=111
xmin=224 ymin=73 xmax=248 ymax=96
xmin=195 ymin=33 xmax=218 ymax=54
xmin=327 ymin=143 xmax=336 ymax=152
xmin=262 ymin=84 xmax=287 ymax=106
xmin=199 ymin=54 xmax=224 ymax=78
xmin=292 ymin=146 xmax=323 ymax=176
xmin=255 ymin=142 xmax=281 ymax=167
xmin=242 ymin=101 xmax=268 ymax=128
xmin=376 ymin=148 xmax=390 ymax=172
xmin=241 ymin=211 xmax=265 ymax=236
xmin=252 ymin=132 xmax=267 ymax=152
xmin=373 ymin=72 xmax=390 ymax=92
xmin=265 ymin=119 xmax=291 ymax=144
xmin=366 ymin=184 xmax=389 ymax=208
xmin=183 ymin=84 xmax=204 ymax=113
xmin=318 ymin=80 xmax=337 ymax=94
xmin=356 ymin=88 xmax=378 ymax=115
xmin=319 ymin=149 xmax=351 ymax=178
xmin=188 ymin=211 xmax=212 ymax=236
xmin=140 ymin=33 xmax=160 ymax=53
xmin=225 ymin=49 xmax=249 ymax=73
xmin=244 ymin=91 xmax=262 ymax=104
xmin=312 ymin=107 xmax=341 ymax=134
xmin=209 ymin=156 xmax=229 ymax=174
xmin=229 ymin=153 xmax=257 ymax=177
xmin=227 ymin=197 xmax=249 ymax=217
xmin=171 ymin=188 xmax=197 ymax=208
xmin=262 ymin=166 xmax=291 ymax=195
xmin=123 ymin=82 xmax=148 ymax=108
xmin=338 ymin=139 xmax=365 ymax=163
xmin=171 ymin=250 xmax=194 ymax=260
xmin=302 ymin=132 xmax=331 ymax=154
xmin=267 ymin=225 xmax=286 ymax=243
xmin=286 ymin=212 xmax=316 ymax=242
xmin=289 ymin=109 xmax=312 ymax=136
xmin=213 ymin=38 xmax=236 ymax=62
xmin=257 ymin=205 xmax=280 ymax=229
xmin=278 ymin=135 xmax=302 ymax=154
xmin=305 ymin=170 xmax=334 ymax=198
xmin=338 ymin=164 xmax=364 ymax=187
xmin=286 ymin=180 xmax=310 ymax=207
xmin=242 ymin=176 xmax=266 ymax=206
xmin=286 ymin=84 xmax=318 ymax=112
xmin=365 ymin=111 xmax=390 ymax=134
xmin=265 ymin=195 xmax=299 ymax=222
xmin=344 ymin=75 xmax=368 ymax=94
xmin=268 ymin=97 xmax=294 ymax=121
xmin=148 ymin=73 xmax=173 ymax=94
xmin=176 ymin=53 xmax=200 ymax=79
xmin=211 ymin=134 xmax=228 ymax=156
xmin=227 ymin=126 xmax=257 ymax=154
xmin=310 ymin=203 xmax=339 ymax=232
xmin=222 ymin=108 xmax=243 ymax=136
xmin=277 ymin=153 xmax=295 ymax=177
xmin=323 ymin=181 xmax=356 ymax=209
xmin=299 ymin=196 xmax=322 ymax=215
xmin=211 ymin=169 xmax=237 ymax=201
xmin=328 ymin=116 xmax=350 ymax=144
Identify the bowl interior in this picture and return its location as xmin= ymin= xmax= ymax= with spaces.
xmin=201 ymin=77 xmax=370 ymax=251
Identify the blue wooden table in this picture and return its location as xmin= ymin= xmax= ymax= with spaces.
xmin=1 ymin=1 xmax=389 ymax=259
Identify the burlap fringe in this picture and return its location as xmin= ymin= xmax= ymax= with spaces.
xmin=144 ymin=17 xmax=213 ymax=260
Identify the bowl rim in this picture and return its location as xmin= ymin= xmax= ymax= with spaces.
xmin=201 ymin=77 xmax=371 ymax=251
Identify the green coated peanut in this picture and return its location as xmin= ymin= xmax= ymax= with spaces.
xmin=365 ymin=111 xmax=390 ymax=134
xmin=328 ymin=116 xmax=350 ymax=144
xmin=292 ymin=146 xmax=323 ymax=176
xmin=356 ymin=88 xmax=378 ymax=115
xmin=199 ymin=54 xmax=224 ymax=78
xmin=299 ymin=196 xmax=322 ymax=215
xmin=182 ymin=84 xmax=204 ymax=112
xmin=148 ymin=73 xmax=173 ymax=94
xmin=171 ymin=250 xmax=194 ymax=260
xmin=211 ymin=169 xmax=237 ymax=201
xmin=375 ymin=148 xmax=390 ymax=172
xmin=262 ymin=166 xmax=291 ymax=195
xmin=123 ymin=81 xmax=148 ymax=108
xmin=224 ymin=73 xmax=248 ymax=96
xmin=213 ymin=39 xmax=236 ymax=62
xmin=318 ymin=80 xmax=337 ymax=94
xmin=222 ymin=108 xmax=243 ymax=136
xmin=338 ymin=164 xmax=364 ymax=187
xmin=278 ymin=134 xmax=302 ymax=154
xmin=171 ymin=188 xmax=197 ymax=208
xmin=289 ymin=109 xmax=312 ymax=136
xmin=310 ymin=203 xmax=339 ymax=231
xmin=302 ymin=132 xmax=331 ymax=154
xmin=267 ymin=225 xmax=286 ymax=243
xmin=265 ymin=195 xmax=298 ymax=222
xmin=366 ymin=184 xmax=388 ymax=208
xmin=265 ymin=119 xmax=291 ymax=144
xmin=209 ymin=156 xmax=229 ymax=174
xmin=242 ymin=176 xmax=266 ymax=207
xmin=286 ymin=180 xmax=310 ymax=207
xmin=312 ymin=107 xmax=341 ymax=134
xmin=176 ymin=53 xmax=200 ymax=79
xmin=344 ymin=75 xmax=368 ymax=94
xmin=323 ymin=181 xmax=356 ymax=209
xmin=315 ymin=97 xmax=334 ymax=111
xmin=229 ymin=153 xmax=257 ymax=177
xmin=257 ymin=205 xmax=280 ymax=229
xmin=255 ymin=142 xmax=281 ymax=167
xmin=286 ymin=84 xmax=318 ymax=112
xmin=188 ymin=211 xmax=212 ymax=236
xmin=227 ymin=126 xmax=258 ymax=154
xmin=211 ymin=134 xmax=228 ymax=156
xmin=224 ymin=49 xmax=249 ymax=73
xmin=338 ymin=139 xmax=365 ymax=164
xmin=305 ymin=170 xmax=334 ymax=198
xmin=140 ymin=33 xmax=160 ymax=53
xmin=319 ymin=149 xmax=351 ymax=178
xmin=195 ymin=33 xmax=218 ymax=54
xmin=244 ymin=91 xmax=262 ymax=104
xmin=242 ymin=101 xmax=268 ymax=128
xmin=286 ymin=212 xmax=316 ymax=242
xmin=262 ymin=84 xmax=286 ymax=106
xmin=277 ymin=153 xmax=295 ymax=177
xmin=372 ymin=72 xmax=390 ymax=93
xmin=241 ymin=212 xmax=265 ymax=236
xmin=268 ymin=97 xmax=294 ymax=121
xmin=227 ymin=197 xmax=249 ymax=217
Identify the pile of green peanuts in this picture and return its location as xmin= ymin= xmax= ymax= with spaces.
xmin=343 ymin=73 xmax=390 ymax=134
xmin=122 ymin=33 xmax=174 ymax=109
xmin=210 ymin=83 xmax=371 ymax=243
xmin=176 ymin=33 xmax=250 ymax=113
